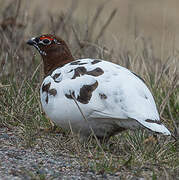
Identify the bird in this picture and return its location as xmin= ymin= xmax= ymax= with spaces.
xmin=27 ymin=34 xmax=171 ymax=141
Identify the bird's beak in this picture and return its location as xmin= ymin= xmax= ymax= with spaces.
xmin=27 ymin=38 xmax=37 ymax=46
xmin=27 ymin=40 xmax=34 ymax=45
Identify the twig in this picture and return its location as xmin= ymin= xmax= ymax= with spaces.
xmin=15 ymin=0 xmax=21 ymax=20
xmin=0 ymin=83 xmax=10 ymax=88
xmin=95 ymin=8 xmax=117 ymax=43
xmin=163 ymin=167 xmax=170 ymax=180
xmin=88 ymin=2 xmax=106 ymax=40
xmin=31 ymin=62 xmax=43 ymax=81
xmin=167 ymin=102 xmax=177 ymax=131
xmin=159 ymin=75 xmax=178 ymax=116
xmin=72 ymin=25 xmax=84 ymax=49
xmin=70 ymin=91 xmax=109 ymax=160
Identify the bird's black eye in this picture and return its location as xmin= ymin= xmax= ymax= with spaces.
xmin=42 ymin=38 xmax=51 ymax=45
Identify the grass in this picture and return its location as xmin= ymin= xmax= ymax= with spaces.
xmin=0 ymin=0 xmax=179 ymax=179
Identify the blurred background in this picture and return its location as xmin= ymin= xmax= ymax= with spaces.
xmin=1 ymin=0 xmax=179 ymax=60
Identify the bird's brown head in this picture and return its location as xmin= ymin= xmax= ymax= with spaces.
xmin=27 ymin=34 xmax=74 ymax=76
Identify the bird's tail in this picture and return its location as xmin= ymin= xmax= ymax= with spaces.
xmin=139 ymin=119 xmax=171 ymax=135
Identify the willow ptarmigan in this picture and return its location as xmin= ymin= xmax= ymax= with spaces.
xmin=27 ymin=34 xmax=171 ymax=141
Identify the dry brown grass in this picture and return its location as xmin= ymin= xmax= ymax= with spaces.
xmin=0 ymin=0 xmax=179 ymax=179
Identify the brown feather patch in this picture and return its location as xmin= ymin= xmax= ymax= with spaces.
xmin=45 ymin=96 xmax=48 ymax=103
xmin=72 ymin=67 xmax=104 ymax=79
xmin=70 ymin=61 xmax=88 ymax=65
xmin=49 ymin=89 xmax=57 ymax=96
xmin=64 ymin=91 xmax=75 ymax=99
xmin=42 ymin=82 xmax=51 ymax=93
xmin=145 ymin=119 xmax=162 ymax=125
xmin=42 ymin=82 xmax=57 ymax=104
xmin=70 ymin=61 xmax=81 ymax=65
xmin=91 ymin=59 xmax=101 ymax=64
xmin=65 ymin=81 xmax=98 ymax=104
xmin=77 ymin=81 xmax=98 ymax=104
xmin=72 ymin=67 xmax=87 ymax=79
xmin=52 ymin=73 xmax=61 ymax=82
xmin=99 ymin=93 xmax=107 ymax=99
xmin=87 ymin=68 xmax=104 ymax=76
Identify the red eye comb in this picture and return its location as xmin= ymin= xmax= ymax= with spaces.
xmin=40 ymin=36 xmax=54 ymax=41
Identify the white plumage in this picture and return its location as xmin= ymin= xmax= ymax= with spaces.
xmin=40 ymin=58 xmax=171 ymax=139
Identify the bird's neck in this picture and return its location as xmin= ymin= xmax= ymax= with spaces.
xmin=42 ymin=47 xmax=75 ymax=76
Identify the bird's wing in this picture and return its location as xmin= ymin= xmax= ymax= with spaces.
xmin=45 ymin=59 xmax=171 ymax=135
